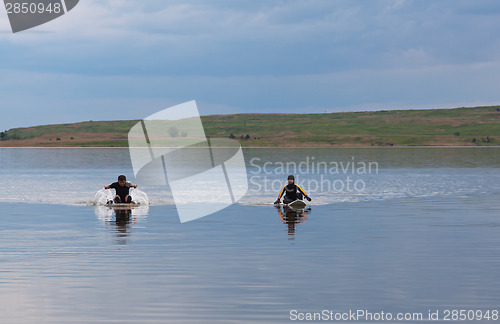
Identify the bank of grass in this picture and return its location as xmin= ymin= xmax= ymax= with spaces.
xmin=1 ymin=106 xmax=499 ymax=147
xmin=0 ymin=120 xmax=139 ymax=140
xmin=202 ymin=106 xmax=500 ymax=146
xmin=64 ymin=140 xmax=130 ymax=147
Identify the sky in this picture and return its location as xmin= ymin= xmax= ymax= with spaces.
xmin=1 ymin=0 xmax=500 ymax=130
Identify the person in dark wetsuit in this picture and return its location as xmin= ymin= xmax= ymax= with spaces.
xmin=104 ymin=175 xmax=137 ymax=204
xmin=274 ymin=175 xmax=312 ymax=205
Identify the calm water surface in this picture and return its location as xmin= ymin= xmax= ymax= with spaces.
xmin=0 ymin=148 xmax=499 ymax=323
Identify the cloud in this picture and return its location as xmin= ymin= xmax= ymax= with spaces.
xmin=3 ymin=0 xmax=500 ymax=76
xmin=1 ymin=0 xmax=500 ymax=130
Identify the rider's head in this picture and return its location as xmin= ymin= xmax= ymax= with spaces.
xmin=287 ymin=174 xmax=294 ymax=184
xmin=118 ymin=175 xmax=126 ymax=186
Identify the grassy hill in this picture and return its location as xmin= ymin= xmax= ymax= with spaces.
xmin=1 ymin=106 xmax=499 ymax=147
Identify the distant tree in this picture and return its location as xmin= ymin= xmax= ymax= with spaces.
xmin=239 ymin=135 xmax=245 ymax=140
xmin=0 ymin=132 xmax=6 ymax=140
xmin=56 ymin=137 xmax=61 ymax=141
xmin=70 ymin=137 xmax=74 ymax=140
xmin=245 ymin=134 xmax=250 ymax=140
xmin=481 ymin=136 xmax=493 ymax=143
xmin=229 ymin=134 xmax=235 ymax=139
xmin=453 ymin=132 xmax=460 ymax=136
xmin=168 ymin=127 xmax=179 ymax=137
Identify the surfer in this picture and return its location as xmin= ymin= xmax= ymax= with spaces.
xmin=104 ymin=175 xmax=137 ymax=204
xmin=274 ymin=175 xmax=312 ymax=205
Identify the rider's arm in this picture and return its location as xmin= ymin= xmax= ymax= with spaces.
xmin=126 ymin=181 xmax=138 ymax=189
xmin=277 ymin=185 xmax=287 ymax=199
xmin=274 ymin=185 xmax=287 ymax=204
xmin=296 ymin=184 xmax=311 ymax=201
xmin=296 ymin=184 xmax=307 ymax=197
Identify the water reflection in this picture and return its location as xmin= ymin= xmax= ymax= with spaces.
xmin=114 ymin=209 xmax=132 ymax=245
xmin=275 ymin=205 xmax=311 ymax=238
xmin=94 ymin=205 xmax=149 ymax=245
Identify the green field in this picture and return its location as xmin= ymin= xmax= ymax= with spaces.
xmin=1 ymin=106 xmax=499 ymax=147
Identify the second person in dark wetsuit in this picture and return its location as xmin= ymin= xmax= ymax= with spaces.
xmin=274 ymin=175 xmax=312 ymax=205
xmin=104 ymin=175 xmax=137 ymax=204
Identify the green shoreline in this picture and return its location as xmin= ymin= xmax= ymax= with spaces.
xmin=1 ymin=105 xmax=499 ymax=147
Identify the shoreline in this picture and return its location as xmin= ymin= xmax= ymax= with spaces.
xmin=1 ymin=105 xmax=499 ymax=148
xmin=1 ymin=145 xmax=499 ymax=149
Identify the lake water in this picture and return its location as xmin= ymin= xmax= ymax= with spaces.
xmin=0 ymin=147 xmax=499 ymax=323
